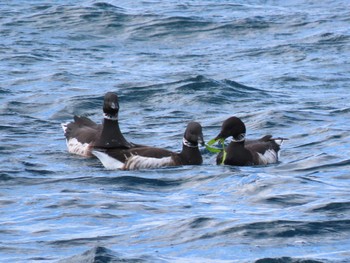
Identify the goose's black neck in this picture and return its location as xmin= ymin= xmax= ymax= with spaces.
xmin=179 ymin=140 xmax=202 ymax=165
xmin=96 ymin=117 xmax=131 ymax=148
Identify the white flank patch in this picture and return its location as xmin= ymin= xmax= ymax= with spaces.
xmin=125 ymin=155 xmax=173 ymax=170
xmin=257 ymin=149 xmax=278 ymax=165
xmin=66 ymin=138 xmax=91 ymax=157
xmin=92 ymin=150 xmax=124 ymax=170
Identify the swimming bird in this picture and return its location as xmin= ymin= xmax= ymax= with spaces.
xmin=92 ymin=121 xmax=204 ymax=170
xmin=61 ymin=92 xmax=140 ymax=157
xmin=212 ymin=116 xmax=285 ymax=166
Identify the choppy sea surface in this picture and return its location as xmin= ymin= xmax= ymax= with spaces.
xmin=1 ymin=1 xmax=350 ymax=262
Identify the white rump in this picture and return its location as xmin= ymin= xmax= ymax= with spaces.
xmin=92 ymin=150 xmax=124 ymax=170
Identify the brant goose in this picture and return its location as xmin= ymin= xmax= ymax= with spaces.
xmin=61 ymin=92 xmax=140 ymax=157
xmin=210 ymin=116 xmax=285 ymax=166
xmin=92 ymin=122 xmax=204 ymax=170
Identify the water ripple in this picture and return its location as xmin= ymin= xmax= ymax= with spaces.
xmin=1 ymin=1 xmax=350 ymax=262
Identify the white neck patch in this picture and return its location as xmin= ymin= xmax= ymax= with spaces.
xmin=182 ymin=137 xmax=198 ymax=148
xmin=103 ymin=113 xmax=118 ymax=121
xmin=232 ymin=133 xmax=246 ymax=143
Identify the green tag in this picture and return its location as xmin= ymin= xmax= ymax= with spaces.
xmin=205 ymin=138 xmax=222 ymax=153
xmin=221 ymin=140 xmax=226 ymax=165
xmin=205 ymin=138 xmax=227 ymax=165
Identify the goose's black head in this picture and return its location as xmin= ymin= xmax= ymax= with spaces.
xmin=215 ymin=116 xmax=246 ymax=142
xmin=103 ymin=92 xmax=119 ymax=119
xmin=183 ymin=122 xmax=204 ymax=147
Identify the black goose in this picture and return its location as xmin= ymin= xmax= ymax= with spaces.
xmin=212 ymin=116 xmax=285 ymax=166
xmin=61 ymin=92 xmax=140 ymax=157
xmin=92 ymin=122 xmax=204 ymax=170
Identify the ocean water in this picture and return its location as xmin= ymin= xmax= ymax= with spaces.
xmin=1 ymin=0 xmax=350 ymax=262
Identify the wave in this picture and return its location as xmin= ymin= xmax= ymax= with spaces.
xmin=3 ymin=2 xmax=129 ymax=38
xmin=200 ymin=219 xmax=350 ymax=240
xmin=216 ymin=16 xmax=271 ymax=31
xmin=2 ymin=2 xmax=314 ymax=43
xmin=261 ymin=194 xmax=310 ymax=207
xmin=59 ymin=246 xmax=330 ymax=263
xmin=0 ymin=174 xmax=15 ymax=183
xmin=254 ymin=257 xmax=325 ymax=263
xmin=130 ymin=16 xmax=214 ymax=39
xmin=59 ymin=246 xmax=166 ymax=263
xmin=294 ymin=159 xmax=350 ymax=172
xmin=85 ymin=174 xmax=184 ymax=190
xmin=121 ymin=75 xmax=268 ymax=103
xmin=311 ymin=202 xmax=350 ymax=213
xmin=316 ymin=32 xmax=350 ymax=45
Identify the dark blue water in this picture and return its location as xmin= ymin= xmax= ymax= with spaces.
xmin=1 ymin=1 xmax=350 ymax=262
